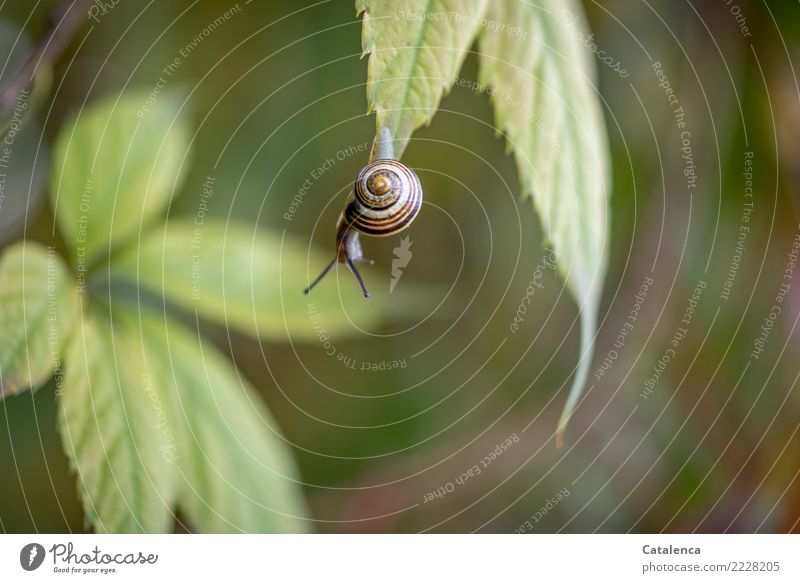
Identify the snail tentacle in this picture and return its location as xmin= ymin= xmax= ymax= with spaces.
xmin=345 ymin=255 xmax=371 ymax=298
xmin=302 ymin=256 xmax=337 ymax=295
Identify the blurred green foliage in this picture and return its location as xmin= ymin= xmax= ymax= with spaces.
xmin=1 ymin=0 xmax=799 ymax=533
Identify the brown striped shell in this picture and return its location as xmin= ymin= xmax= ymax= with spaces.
xmin=343 ymin=159 xmax=422 ymax=237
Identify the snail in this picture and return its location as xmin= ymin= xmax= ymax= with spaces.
xmin=303 ymin=129 xmax=422 ymax=298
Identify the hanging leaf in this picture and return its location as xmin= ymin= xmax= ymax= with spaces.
xmin=478 ymin=0 xmax=610 ymax=444
xmin=50 ymin=90 xmax=190 ymax=263
xmin=130 ymin=311 xmax=308 ymax=532
xmin=58 ymin=310 xmax=178 ymax=533
xmin=358 ymin=0 xmax=610 ymax=442
xmin=358 ymin=0 xmax=489 ymax=157
xmin=0 ymin=243 xmax=76 ymax=399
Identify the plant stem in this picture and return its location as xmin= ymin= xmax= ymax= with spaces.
xmin=0 ymin=0 xmax=92 ymax=116
xmin=371 ymin=126 xmax=395 ymax=161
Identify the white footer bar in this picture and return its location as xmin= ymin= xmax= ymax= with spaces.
xmin=0 ymin=534 xmax=797 ymax=582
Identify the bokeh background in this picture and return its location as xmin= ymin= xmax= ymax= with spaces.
xmin=2 ymin=0 xmax=800 ymax=533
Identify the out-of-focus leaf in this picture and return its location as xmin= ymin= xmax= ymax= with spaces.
xmin=50 ymin=90 xmax=190 ymax=262
xmin=0 ymin=242 xmax=75 ymax=398
xmin=58 ymin=310 xmax=178 ymax=533
xmin=478 ymin=0 xmax=610 ymax=444
xmin=114 ymin=219 xmax=396 ymax=340
xmin=131 ymin=311 xmax=308 ymax=533
xmin=357 ymin=0 xmax=489 ymax=157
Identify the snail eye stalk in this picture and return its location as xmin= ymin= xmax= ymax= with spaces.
xmin=303 ymin=256 xmax=337 ymax=295
xmin=344 ymin=256 xmax=370 ymax=298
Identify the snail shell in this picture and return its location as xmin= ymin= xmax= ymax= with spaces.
xmin=343 ymin=159 xmax=423 ymax=236
xmin=303 ymin=154 xmax=422 ymax=298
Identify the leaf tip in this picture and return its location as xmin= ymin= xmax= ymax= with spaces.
xmin=555 ymin=406 xmax=573 ymax=449
xmin=555 ymin=429 xmax=565 ymax=450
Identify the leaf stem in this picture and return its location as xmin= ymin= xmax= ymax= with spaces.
xmin=371 ymin=126 xmax=395 ymax=161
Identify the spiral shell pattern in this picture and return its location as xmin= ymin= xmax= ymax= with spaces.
xmin=343 ymin=159 xmax=423 ymax=236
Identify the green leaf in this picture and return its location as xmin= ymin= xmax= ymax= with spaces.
xmin=113 ymin=219 xmax=395 ymax=341
xmin=358 ymin=0 xmax=489 ymax=158
xmin=58 ymin=309 xmax=178 ymax=532
xmin=0 ymin=242 xmax=75 ymax=398
xmin=130 ymin=311 xmax=308 ymax=533
xmin=50 ymin=90 xmax=191 ymax=263
xmin=478 ymin=0 xmax=610 ymax=444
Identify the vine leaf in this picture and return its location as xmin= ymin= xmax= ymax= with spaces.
xmin=132 ymin=312 xmax=309 ymax=533
xmin=58 ymin=303 xmax=309 ymax=533
xmin=114 ymin=219 xmax=425 ymax=341
xmin=50 ymin=90 xmax=190 ymax=263
xmin=358 ymin=0 xmax=611 ymax=443
xmin=0 ymin=243 xmax=76 ymax=399
xmin=58 ymin=310 xmax=178 ymax=533
xmin=478 ymin=0 xmax=610 ymax=444
xmin=357 ymin=0 xmax=489 ymax=158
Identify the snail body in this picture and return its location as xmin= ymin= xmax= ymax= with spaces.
xmin=304 ymin=131 xmax=423 ymax=298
